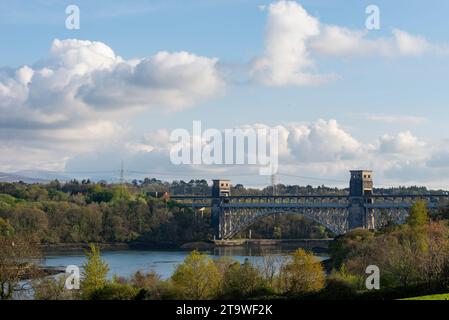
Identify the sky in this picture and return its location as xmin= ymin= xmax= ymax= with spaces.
xmin=1 ymin=0 xmax=449 ymax=188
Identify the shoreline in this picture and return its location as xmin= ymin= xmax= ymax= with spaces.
xmin=41 ymin=238 xmax=333 ymax=254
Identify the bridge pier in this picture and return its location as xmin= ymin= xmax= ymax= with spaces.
xmin=348 ymin=199 xmax=375 ymax=230
xmin=211 ymin=179 xmax=231 ymax=239
xmin=348 ymin=170 xmax=375 ymax=230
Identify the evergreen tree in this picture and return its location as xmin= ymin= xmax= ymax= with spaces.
xmin=407 ymin=200 xmax=428 ymax=228
xmin=81 ymin=244 xmax=109 ymax=298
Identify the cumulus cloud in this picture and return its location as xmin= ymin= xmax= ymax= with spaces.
xmin=287 ymin=119 xmax=365 ymax=162
xmin=252 ymin=1 xmax=447 ymax=86
xmin=311 ymin=27 xmax=436 ymax=58
xmin=392 ymin=29 xmax=432 ymax=56
xmin=0 ymin=39 xmax=224 ymax=128
xmin=379 ymin=131 xmax=426 ymax=154
xmin=251 ymin=0 xmax=334 ymax=86
xmin=0 ymin=38 xmax=225 ymax=171
xmin=310 ymin=26 xmax=392 ymax=57
xmin=79 ymin=51 xmax=224 ymax=112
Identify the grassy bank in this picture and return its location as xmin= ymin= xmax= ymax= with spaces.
xmin=403 ymin=293 xmax=449 ymax=300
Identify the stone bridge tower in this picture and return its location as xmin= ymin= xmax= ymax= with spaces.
xmin=211 ymin=179 xmax=231 ymax=239
xmin=348 ymin=170 xmax=375 ymax=230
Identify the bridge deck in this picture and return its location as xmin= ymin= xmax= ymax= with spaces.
xmin=171 ymin=194 xmax=449 ymax=209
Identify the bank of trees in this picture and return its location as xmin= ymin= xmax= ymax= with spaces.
xmin=0 ymin=182 xmax=213 ymax=245
xmin=0 ymin=181 xmax=331 ymax=243
xmin=327 ymin=200 xmax=449 ymax=298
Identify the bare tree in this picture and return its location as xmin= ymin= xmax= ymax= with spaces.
xmin=0 ymin=234 xmax=42 ymax=300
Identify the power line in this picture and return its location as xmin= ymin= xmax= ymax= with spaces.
xmin=276 ymin=172 xmax=346 ymax=183
xmin=271 ymin=173 xmax=277 ymax=195
xmin=45 ymin=168 xmax=347 ymax=184
xmin=119 ymin=161 xmax=125 ymax=184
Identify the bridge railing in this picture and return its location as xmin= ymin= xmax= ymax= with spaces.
xmin=169 ymin=193 xmax=449 ymax=209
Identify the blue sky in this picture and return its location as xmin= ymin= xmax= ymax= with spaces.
xmin=1 ymin=0 xmax=449 ymax=188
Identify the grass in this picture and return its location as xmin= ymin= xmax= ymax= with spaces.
xmin=402 ymin=293 xmax=449 ymax=300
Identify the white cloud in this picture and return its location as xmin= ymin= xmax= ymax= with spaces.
xmin=252 ymin=1 xmax=447 ymax=86
xmin=392 ymin=29 xmax=432 ymax=56
xmin=251 ymin=0 xmax=334 ymax=86
xmin=0 ymin=39 xmax=224 ymax=127
xmin=379 ymin=131 xmax=426 ymax=154
xmin=366 ymin=114 xmax=426 ymax=125
xmin=0 ymin=38 xmax=225 ymax=171
xmin=79 ymin=50 xmax=225 ymax=112
xmin=287 ymin=119 xmax=365 ymax=162
xmin=54 ymin=118 xmax=449 ymax=188
xmin=310 ymin=26 xmax=392 ymax=57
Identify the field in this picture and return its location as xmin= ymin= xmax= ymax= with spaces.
xmin=403 ymin=293 xmax=449 ymax=300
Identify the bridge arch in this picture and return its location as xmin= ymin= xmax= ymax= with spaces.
xmin=221 ymin=207 xmax=349 ymax=240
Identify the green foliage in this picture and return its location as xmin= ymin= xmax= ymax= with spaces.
xmin=329 ymin=228 xmax=374 ymax=269
xmin=33 ymin=275 xmax=76 ymax=300
xmin=327 ymin=265 xmax=365 ymax=291
xmin=0 ymin=234 xmax=41 ymax=300
xmin=331 ymin=221 xmax=449 ymax=292
xmin=220 ymin=259 xmax=270 ymax=299
xmin=407 ymin=200 xmax=428 ymax=228
xmin=0 ymin=218 xmax=14 ymax=237
xmin=171 ymin=251 xmax=220 ymax=299
xmin=318 ymin=278 xmax=358 ymax=300
xmin=0 ymin=188 xmax=212 ymax=244
xmin=87 ymin=185 xmax=114 ymax=203
xmin=81 ymin=244 xmax=109 ymax=298
xmin=89 ymin=282 xmax=140 ymax=300
xmin=112 ymin=185 xmax=132 ymax=202
xmin=403 ymin=293 xmax=449 ymax=300
xmin=130 ymin=271 xmax=160 ymax=292
xmin=0 ymin=194 xmax=19 ymax=207
xmin=3 ymin=207 xmax=49 ymax=241
xmin=237 ymin=214 xmax=329 ymax=239
xmin=279 ymin=249 xmax=325 ymax=296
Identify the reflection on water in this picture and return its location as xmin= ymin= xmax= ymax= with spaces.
xmin=43 ymin=245 xmax=328 ymax=280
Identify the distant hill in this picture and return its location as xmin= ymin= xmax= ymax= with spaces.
xmin=0 ymin=172 xmax=50 ymax=184
xmin=13 ymin=170 xmax=71 ymax=182
xmin=0 ymin=170 xmax=117 ymax=184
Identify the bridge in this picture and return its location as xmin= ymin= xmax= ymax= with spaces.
xmin=170 ymin=170 xmax=449 ymax=239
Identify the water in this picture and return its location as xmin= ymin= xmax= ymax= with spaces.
xmin=42 ymin=246 xmax=328 ymax=280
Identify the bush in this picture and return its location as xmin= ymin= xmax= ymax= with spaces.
xmin=219 ymin=259 xmax=271 ymax=299
xmin=279 ymin=249 xmax=325 ymax=296
xmin=33 ymin=275 xmax=76 ymax=300
xmin=89 ymin=282 xmax=140 ymax=300
xmin=318 ymin=278 xmax=358 ymax=300
xmin=171 ymin=251 xmax=220 ymax=299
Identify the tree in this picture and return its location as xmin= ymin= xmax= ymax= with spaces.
xmin=0 ymin=227 xmax=41 ymax=300
xmin=407 ymin=200 xmax=428 ymax=228
xmin=171 ymin=251 xmax=220 ymax=299
xmin=329 ymin=228 xmax=374 ymax=269
xmin=33 ymin=275 xmax=75 ymax=300
xmin=8 ymin=207 xmax=49 ymax=240
xmin=81 ymin=244 xmax=109 ymax=298
xmin=220 ymin=259 xmax=269 ymax=298
xmin=0 ymin=218 xmax=14 ymax=237
xmin=87 ymin=185 xmax=114 ymax=203
xmin=89 ymin=282 xmax=140 ymax=300
xmin=279 ymin=249 xmax=325 ymax=296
